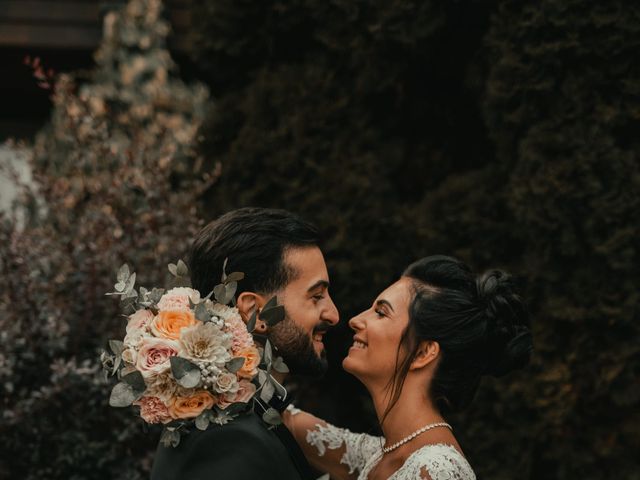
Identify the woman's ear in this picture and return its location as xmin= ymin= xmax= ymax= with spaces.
xmin=409 ymin=340 xmax=440 ymax=371
xmin=236 ymin=292 xmax=264 ymax=323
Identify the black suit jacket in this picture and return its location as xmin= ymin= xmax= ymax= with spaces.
xmin=151 ymin=411 xmax=313 ymax=480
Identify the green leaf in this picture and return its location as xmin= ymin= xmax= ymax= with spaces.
xmin=109 ymin=340 xmax=124 ymax=356
xmin=123 ymin=272 xmax=136 ymax=295
xmin=263 ymin=340 xmax=273 ymax=366
xmin=224 ymin=282 xmax=237 ymax=304
xmin=122 ymin=370 xmax=146 ymax=397
xmin=176 ymin=259 xmax=188 ymax=277
xmin=195 ymin=411 xmax=210 ymax=431
xmin=263 ymin=296 xmax=278 ymax=311
xmin=260 ymin=305 xmax=285 ymax=327
xmin=213 ymin=283 xmax=226 ymax=304
xmin=259 ymin=378 xmax=275 ymax=403
xmin=246 ymin=310 xmax=257 ymax=333
xmin=221 ymin=257 xmax=229 ymax=282
xmin=225 ymin=271 xmax=244 ymax=283
xmin=109 ymin=382 xmax=136 ymax=407
xmin=160 ymin=428 xmax=181 ymax=447
xmin=262 ymin=407 xmax=282 ymax=426
xmin=194 ymin=302 xmax=210 ymax=322
xmin=168 ymin=263 xmax=178 ymax=276
xmin=272 ymin=356 xmax=289 ymax=374
xmin=117 ymin=264 xmax=130 ymax=283
xmin=170 ymin=356 xmax=201 ymax=388
xmin=226 ymin=357 xmax=245 ymax=373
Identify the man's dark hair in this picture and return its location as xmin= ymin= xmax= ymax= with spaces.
xmin=189 ymin=207 xmax=320 ymax=297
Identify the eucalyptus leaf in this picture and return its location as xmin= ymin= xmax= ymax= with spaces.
xmin=109 ymin=340 xmax=124 ymax=356
xmin=194 ymin=302 xmax=210 ymax=322
xmin=263 ymin=340 xmax=273 ymax=366
xmin=117 ymin=264 xmax=130 ymax=283
xmin=225 ymin=271 xmax=244 ymax=283
xmin=213 ymin=284 xmax=226 ymax=304
xmin=262 ymin=407 xmax=282 ymax=426
xmin=224 ymin=282 xmax=237 ymax=304
xmin=114 ymin=281 xmax=126 ymax=292
xmin=148 ymin=288 xmax=164 ymax=305
xmin=109 ymin=382 xmax=136 ymax=407
xmin=123 ymin=272 xmax=136 ymax=295
xmin=272 ymin=356 xmax=289 ymax=374
xmin=176 ymin=259 xmax=188 ymax=277
xmin=260 ymin=305 xmax=285 ymax=327
xmin=263 ymin=296 xmax=278 ymax=311
xmin=195 ymin=412 xmax=210 ymax=431
xmin=247 ymin=310 xmax=257 ymax=333
xmin=225 ymin=357 xmax=245 ymax=373
xmin=160 ymin=428 xmax=181 ymax=448
xmin=170 ymin=357 xmax=201 ymax=388
xmin=221 ymin=258 xmax=229 ymax=282
xmin=122 ymin=370 xmax=146 ymax=396
xmin=260 ymin=379 xmax=275 ymax=403
xmin=168 ymin=263 xmax=178 ymax=276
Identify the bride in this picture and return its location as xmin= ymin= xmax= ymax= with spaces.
xmin=284 ymin=255 xmax=533 ymax=480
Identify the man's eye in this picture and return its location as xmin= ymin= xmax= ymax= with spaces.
xmin=313 ymin=294 xmax=324 ymax=301
xmin=374 ymin=309 xmax=385 ymax=318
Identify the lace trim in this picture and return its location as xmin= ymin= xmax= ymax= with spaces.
xmin=305 ymin=423 xmax=382 ymax=474
xmin=306 ymin=423 xmax=475 ymax=480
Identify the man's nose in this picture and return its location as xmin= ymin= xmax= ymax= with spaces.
xmin=322 ymin=296 xmax=339 ymax=326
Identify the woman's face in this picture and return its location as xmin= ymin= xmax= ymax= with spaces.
xmin=342 ymin=277 xmax=413 ymax=384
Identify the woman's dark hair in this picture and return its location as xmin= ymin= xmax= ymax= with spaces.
xmin=383 ymin=255 xmax=533 ymax=419
xmin=189 ymin=207 xmax=320 ymax=296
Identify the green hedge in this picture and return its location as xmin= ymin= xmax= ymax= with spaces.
xmin=188 ymin=0 xmax=640 ymax=478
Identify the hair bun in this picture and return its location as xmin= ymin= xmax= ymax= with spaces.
xmin=477 ymin=270 xmax=533 ymax=377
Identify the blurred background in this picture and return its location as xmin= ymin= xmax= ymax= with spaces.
xmin=1 ymin=0 xmax=638 ymax=478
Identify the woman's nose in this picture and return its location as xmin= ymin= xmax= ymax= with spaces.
xmin=348 ymin=312 xmax=366 ymax=331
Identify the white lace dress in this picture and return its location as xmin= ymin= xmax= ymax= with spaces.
xmin=306 ymin=423 xmax=476 ymax=480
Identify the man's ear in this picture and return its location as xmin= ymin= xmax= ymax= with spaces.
xmin=409 ymin=340 xmax=440 ymax=371
xmin=236 ymin=291 xmax=264 ymax=324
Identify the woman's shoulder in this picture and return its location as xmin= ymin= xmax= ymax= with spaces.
xmin=399 ymin=443 xmax=476 ymax=480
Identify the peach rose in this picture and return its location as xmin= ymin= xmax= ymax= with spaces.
xmin=136 ymin=337 xmax=179 ymax=377
xmin=236 ymin=346 xmax=260 ymax=380
xmin=168 ymin=390 xmax=216 ymax=419
xmin=135 ymin=396 xmax=172 ymax=424
xmin=157 ymin=287 xmax=200 ymax=312
xmin=150 ymin=310 xmax=197 ymax=340
xmin=126 ymin=309 xmax=153 ymax=334
xmin=218 ymin=380 xmax=256 ymax=409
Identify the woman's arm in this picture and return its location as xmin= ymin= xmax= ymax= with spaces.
xmin=283 ymin=406 xmax=379 ymax=480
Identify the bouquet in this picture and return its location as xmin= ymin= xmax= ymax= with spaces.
xmin=100 ymin=260 xmax=289 ymax=446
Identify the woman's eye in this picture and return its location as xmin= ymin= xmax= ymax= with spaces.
xmin=313 ymin=294 xmax=324 ymax=302
xmin=374 ymin=309 xmax=385 ymax=318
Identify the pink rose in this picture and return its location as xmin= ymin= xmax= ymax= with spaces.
xmin=126 ymin=309 xmax=153 ymax=334
xmin=157 ymin=287 xmax=200 ymax=312
xmin=218 ymin=380 xmax=256 ymax=409
xmin=136 ymin=337 xmax=179 ymax=377
xmin=135 ymin=396 xmax=172 ymax=424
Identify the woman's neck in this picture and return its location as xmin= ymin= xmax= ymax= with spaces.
xmin=368 ymin=376 xmax=445 ymax=447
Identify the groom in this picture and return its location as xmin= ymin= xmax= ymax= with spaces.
xmin=151 ymin=207 xmax=339 ymax=480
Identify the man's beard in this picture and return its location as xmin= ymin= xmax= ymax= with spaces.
xmin=269 ymin=313 xmax=328 ymax=378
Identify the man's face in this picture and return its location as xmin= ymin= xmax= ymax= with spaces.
xmin=268 ymin=246 xmax=339 ymax=377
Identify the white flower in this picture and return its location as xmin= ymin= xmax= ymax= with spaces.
xmin=178 ymin=322 xmax=232 ymax=365
xmin=214 ymin=372 xmax=239 ymax=394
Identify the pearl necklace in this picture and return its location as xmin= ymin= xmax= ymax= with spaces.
xmin=382 ymin=422 xmax=452 ymax=454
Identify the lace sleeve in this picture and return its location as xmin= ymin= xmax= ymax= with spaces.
xmin=401 ymin=444 xmax=476 ymax=480
xmin=306 ymin=423 xmax=382 ymax=474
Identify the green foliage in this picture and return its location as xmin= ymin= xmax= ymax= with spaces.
xmin=0 ymin=0 xmax=210 ymax=477
xmin=187 ymin=0 xmax=639 ymax=478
